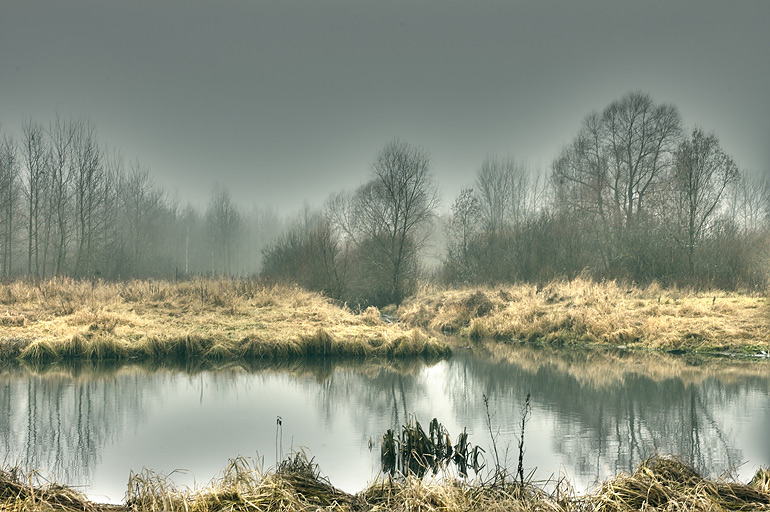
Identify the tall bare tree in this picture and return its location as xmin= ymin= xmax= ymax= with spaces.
xmin=121 ymin=163 xmax=164 ymax=276
xmin=475 ymin=156 xmax=529 ymax=234
xmin=72 ymin=120 xmax=104 ymax=277
xmin=353 ymin=140 xmax=438 ymax=304
xmin=21 ymin=119 xmax=48 ymax=278
xmin=205 ymin=184 xmax=241 ymax=275
xmin=551 ymin=92 xmax=682 ymax=277
xmin=0 ymin=133 xmax=19 ymax=276
xmin=48 ymin=115 xmax=76 ymax=275
xmin=444 ymin=187 xmax=481 ymax=283
xmin=602 ymin=91 xmax=682 ymax=227
xmin=671 ymin=128 xmax=740 ymax=274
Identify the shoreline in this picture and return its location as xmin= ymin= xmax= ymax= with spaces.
xmin=398 ymin=278 xmax=770 ymax=355
xmin=1 ymin=277 xmax=768 ymax=366
xmin=0 ymin=278 xmax=449 ymax=365
xmin=2 ymin=455 xmax=769 ymax=511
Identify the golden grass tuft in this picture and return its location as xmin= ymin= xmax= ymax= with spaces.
xmin=0 ymin=315 xmax=26 ymax=327
xmin=591 ymin=455 xmax=770 ymax=511
xmin=359 ymin=306 xmax=384 ymax=326
xmin=752 ymin=469 xmax=770 ymax=494
xmin=0 ymin=467 xmax=99 ymax=512
xmin=399 ymin=278 xmax=770 ymax=353
xmin=19 ymin=339 xmax=60 ymax=363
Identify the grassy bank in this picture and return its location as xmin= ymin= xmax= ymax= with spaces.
xmin=398 ymin=278 xmax=769 ymax=353
xmin=2 ymin=455 xmax=769 ymax=511
xmin=0 ymin=278 xmax=448 ymax=364
xmin=2 ymin=277 xmax=768 ymax=363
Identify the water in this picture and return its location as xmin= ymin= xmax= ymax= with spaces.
xmin=1 ymin=346 xmax=769 ymax=504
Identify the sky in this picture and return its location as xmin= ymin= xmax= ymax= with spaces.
xmin=1 ymin=0 xmax=768 ymax=214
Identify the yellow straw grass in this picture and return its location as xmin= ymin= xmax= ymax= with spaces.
xmin=3 ymin=455 xmax=769 ymax=511
xmin=398 ymin=278 xmax=770 ymax=353
xmin=0 ymin=278 xmax=448 ymax=363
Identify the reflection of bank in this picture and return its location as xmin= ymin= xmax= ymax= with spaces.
xmin=449 ymin=344 xmax=770 ymax=487
xmin=0 ymin=358 xmax=439 ymax=503
xmin=1 ymin=349 xmax=768 ymax=502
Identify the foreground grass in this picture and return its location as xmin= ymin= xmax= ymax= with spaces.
xmin=2 ymin=455 xmax=769 ymax=511
xmin=0 ymin=278 xmax=447 ymax=364
xmin=399 ymin=278 xmax=770 ymax=353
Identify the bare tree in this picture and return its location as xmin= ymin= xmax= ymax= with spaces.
xmin=671 ymin=128 xmax=740 ymax=275
xmin=21 ymin=119 xmax=48 ymax=278
xmin=205 ymin=184 xmax=241 ymax=275
xmin=602 ymin=91 xmax=682 ymax=227
xmin=352 ymin=140 xmax=438 ymax=304
xmin=121 ymin=163 xmax=164 ymax=276
xmin=551 ymin=112 xmax=613 ymax=270
xmin=726 ymin=172 xmax=770 ymax=234
xmin=0 ymin=133 xmax=19 ymax=276
xmin=475 ymin=156 xmax=529 ymax=233
xmin=72 ymin=120 xmax=104 ymax=277
xmin=551 ymin=92 xmax=682 ymax=278
xmin=444 ymin=187 xmax=481 ymax=283
xmin=552 ymin=112 xmax=608 ymax=217
xmin=48 ymin=115 xmax=77 ymax=275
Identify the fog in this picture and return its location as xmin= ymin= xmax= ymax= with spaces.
xmin=1 ymin=2 xmax=769 ymax=302
xmin=1 ymin=1 xmax=768 ymax=214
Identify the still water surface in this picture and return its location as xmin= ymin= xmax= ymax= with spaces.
xmin=1 ymin=346 xmax=769 ymax=503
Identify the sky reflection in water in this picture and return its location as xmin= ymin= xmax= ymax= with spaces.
xmin=1 ymin=347 xmax=769 ymax=504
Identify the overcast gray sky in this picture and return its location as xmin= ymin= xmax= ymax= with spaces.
xmin=1 ymin=0 xmax=768 ymax=214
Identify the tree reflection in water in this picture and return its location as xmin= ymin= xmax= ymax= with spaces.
xmin=0 ymin=348 xmax=768 ymax=499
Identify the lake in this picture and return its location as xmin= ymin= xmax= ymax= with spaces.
xmin=1 ymin=344 xmax=769 ymax=504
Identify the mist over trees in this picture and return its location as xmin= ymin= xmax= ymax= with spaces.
xmin=445 ymin=91 xmax=768 ymax=289
xmin=0 ymin=116 xmax=281 ymax=280
xmin=1 ymin=91 xmax=768 ymax=305
xmin=262 ymin=140 xmax=438 ymax=306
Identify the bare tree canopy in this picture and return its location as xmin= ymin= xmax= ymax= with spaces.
xmin=671 ymin=128 xmax=739 ymax=274
xmin=1 ymin=94 xmax=768 ymax=294
xmin=205 ymin=184 xmax=242 ymax=275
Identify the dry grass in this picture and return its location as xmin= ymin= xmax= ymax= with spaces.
xmin=398 ymin=278 xmax=770 ymax=352
xmin=0 ymin=466 xmax=103 ymax=512
xmin=3 ymin=455 xmax=769 ymax=512
xmin=591 ymin=455 xmax=770 ymax=511
xmin=0 ymin=278 xmax=448 ymax=364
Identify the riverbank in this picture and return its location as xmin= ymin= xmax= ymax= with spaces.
xmin=2 ymin=455 xmax=769 ymax=511
xmin=0 ymin=278 xmax=447 ymax=364
xmin=398 ymin=278 xmax=769 ymax=354
xmin=1 ymin=277 xmax=768 ymax=364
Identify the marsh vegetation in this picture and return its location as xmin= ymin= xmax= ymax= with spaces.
xmin=2 ymin=454 xmax=770 ymax=511
xmin=0 ymin=278 xmax=447 ymax=365
xmin=398 ymin=278 xmax=769 ymax=353
xmin=1 ymin=277 xmax=767 ymax=367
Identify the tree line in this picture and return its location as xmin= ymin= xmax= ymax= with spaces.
xmin=262 ymin=92 xmax=769 ymax=306
xmin=2 ymin=91 xmax=768 ymax=305
xmin=0 ymin=115 xmax=282 ymax=280
xmin=442 ymin=92 xmax=769 ymax=290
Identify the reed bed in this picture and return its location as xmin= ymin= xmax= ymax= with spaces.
xmin=3 ymin=455 xmax=769 ymax=511
xmin=0 ymin=466 xmax=102 ymax=512
xmin=398 ymin=278 xmax=770 ymax=353
xmin=0 ymin=278 xmax=448 ymax=365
